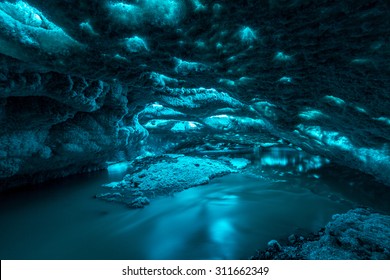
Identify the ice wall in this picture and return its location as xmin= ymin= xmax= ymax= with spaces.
xmin=1 ymin=0 xmax=389 ymax=188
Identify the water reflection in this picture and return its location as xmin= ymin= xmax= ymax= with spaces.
xmin=103 ymin=173 xmax=353 ymax=259
xmin=107 ymin=162 xmax=131 ymax=175
xmin=254 ymin=146 xmax=330 ymax=175
xmin=210 ymin=219 xmax=236 ymax=259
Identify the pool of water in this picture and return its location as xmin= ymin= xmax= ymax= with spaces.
xmin=0 ymin=148 xmax=389 ymax=259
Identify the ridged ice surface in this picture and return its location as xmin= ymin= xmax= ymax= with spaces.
xmin=0 ymin=0 xmax=389 ymax=187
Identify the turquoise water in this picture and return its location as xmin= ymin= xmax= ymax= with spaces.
xmin=0 ymin=148 xmax=389 ymax=259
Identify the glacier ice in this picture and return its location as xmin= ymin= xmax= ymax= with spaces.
xmin=0 ymin=0 xmax=389 ymax=263
xmin=274 ymin=52 xmax=293 ymax=62
xmin=107 ymin=0 xmax=184 ymax=27
xmin=239 ymin=26 xmax=257 ymax=46
xmin=124 ymin=36 xmax=149 ymax=53
xmin=0 ymin=0 xmax=389 ymax=188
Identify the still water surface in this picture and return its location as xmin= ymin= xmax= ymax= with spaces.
xmin=1 ymin=148 xmax=389 ymax=259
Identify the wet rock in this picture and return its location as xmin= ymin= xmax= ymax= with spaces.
xmin=288 ymin=234 xmax=297 ymax=244
xmin=252 ymin=209 xmax=390 ymax=260
xmin=96 ymin=155 xmax=233 ymax=208
xmin=129 ymin=197 xmax=150 ymax=208
xmin=302 ymin=208 xmax=390 ymax=260
xmin=267 ymin=240 xmax=282 ymax=252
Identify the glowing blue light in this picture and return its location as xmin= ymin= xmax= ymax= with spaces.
xmin=125 ymin=36 xmax=148 ymax=53
xmin=274 ymin=52 xmax=292 ymax=61
xmin=239 ymin=27 xmax=257 ymax=45
xmin=79 ymin=21 xmax=98 ymax=36
xmin=261 ymin=155 xmax=289 ymax=167
xmin=299 ymin=110 xmax=326 ymax=120
xmin=374 ymin=117 xmax=390 ymax=126
xmin=188 ymin=121 xmax=197 ymax=128
xmin=107 ymin=162 xmax=130 ymax=174
xmin=107 ymin=0 xmax=183 ymax=27
xmin=210 ymin=219 xmax=235 ymax=243
xmin=278 ymin=76 xmax=292 ymax=83
xmin=354 ymin=106 xmax=367 ymax=114
xmin=322 ymin=95 xmax=345 ymax=107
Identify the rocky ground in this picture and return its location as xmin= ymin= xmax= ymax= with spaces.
xmin=251 ymin=208 xmax=390 ymax=260
xmin=96 ymin=154 xmax=250 ymax=208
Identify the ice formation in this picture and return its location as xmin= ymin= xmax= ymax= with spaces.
xmin=0 ymin=0 xmax=389 ymax=190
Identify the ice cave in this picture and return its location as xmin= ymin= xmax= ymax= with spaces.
xmin=0 ymin=0 xmax=389 ymax=260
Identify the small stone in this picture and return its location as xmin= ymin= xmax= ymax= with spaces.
xmin=267 ymin=240 xmax=282 ymax=251
xmin=288 ymin=234 xmax=297 ymax=244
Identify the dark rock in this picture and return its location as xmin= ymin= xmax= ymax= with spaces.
xmin=267 ymin=240 xmax=282 ymax=252
xmin=288 ymin=234 xmax=297 ymax=244
xmin=252 ymin=209 xmax=390 ymax=260
xmin=302 ymin=208 xmax=390 ymax=260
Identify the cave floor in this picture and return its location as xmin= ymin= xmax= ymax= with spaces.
xmin=0 ymin=148 xmax=389 ymax=260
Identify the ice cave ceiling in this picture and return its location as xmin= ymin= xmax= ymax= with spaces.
xmin=0 ymin=0 xmax=389 ymax=189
